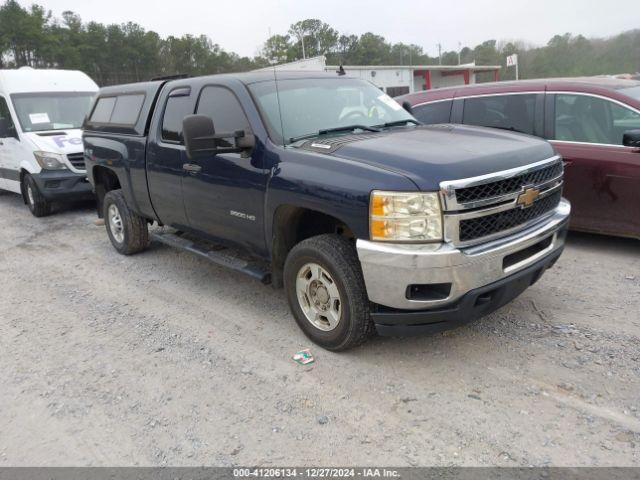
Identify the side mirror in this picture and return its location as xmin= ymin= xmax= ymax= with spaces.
xmin=622 ymin=129 xmax=640 ymax=149
xmin=183 ymin=114 xmax=256 ymax=159
xmin=402 ymin=101 xmax=413 ymax=115
xmin=0 ymin=117 xmax=11 ymax=138
xmin=183 ymin=114 xmax=218 ymax=159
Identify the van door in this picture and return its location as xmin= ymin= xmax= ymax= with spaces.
xmin=0 ymin=95 xmax=20 ymax=192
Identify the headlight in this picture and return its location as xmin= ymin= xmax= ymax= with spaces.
xmin=370 ymin=191 xmax=443 ymax=242
xmin=34 ymin=151 xmax=67 ymax=170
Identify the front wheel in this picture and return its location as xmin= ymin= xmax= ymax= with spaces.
xmin=103 ymin=189 xmax=149 ymax=255
xmin=284 ymin=234 xmax=374 ymax=351
xmin=22 ymin=174 xmax=52 ymax=217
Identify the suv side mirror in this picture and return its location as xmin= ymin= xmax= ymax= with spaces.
xmin=402 ymin=101 xmax=413 ymax=114
xmin=623 ymin=129 xmax=640 ymax=149
xmin=183 ymin=114 xmax=256 ymax=159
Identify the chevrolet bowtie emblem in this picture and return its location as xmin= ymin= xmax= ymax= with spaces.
xmin=517 ymin=187 xmax=540 ymax=208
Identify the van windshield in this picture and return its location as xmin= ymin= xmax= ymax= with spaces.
xmin=248 ymin=78 xmax=416 ymax=145
xmin=11 ymin=92 xmax=95 ymax=132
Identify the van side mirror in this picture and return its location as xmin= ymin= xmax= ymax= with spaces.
xmin=183 ymin=114 xmax=256 ymax=159
xmin=0 ymin=117 xmax=13 ymax=138
xmin=623 ymin=129 xmax=640 ymax=149
xmin=402 ymin=101 xmax=413 ymax=114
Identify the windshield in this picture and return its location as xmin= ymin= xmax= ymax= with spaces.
xmin=249 ymin=78 xmax=416 ymax=145
xmin=11 ymin=92 xmax=96 ymax=132
xmin=621 ymin=85 xmax=640 ymax=102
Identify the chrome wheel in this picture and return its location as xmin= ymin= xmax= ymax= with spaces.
xmin=27 ymin=184 xmax=34 ymax=206
xmin=108 ymin=204 xmax=125 ymax=244
xmin=296 ymin=262 xmax=342 ymax=331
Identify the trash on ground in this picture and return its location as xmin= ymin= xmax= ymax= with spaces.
xmin=293 ymin=349 xmax=315 ymax=365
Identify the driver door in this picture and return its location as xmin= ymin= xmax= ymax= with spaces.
xmin=181 ymin=85 xmax=267 ymax=253
xmin=548 ymin=93 xmax=640 ymax=237
xmin=0 ymin=95 xmax=19 ymax=191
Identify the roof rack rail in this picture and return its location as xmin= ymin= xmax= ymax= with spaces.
xmin=150 ymin=73 xmax=191 ymax=81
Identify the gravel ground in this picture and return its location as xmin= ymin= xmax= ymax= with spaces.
xmin=0 ymin=191 xmax=639 ymax=467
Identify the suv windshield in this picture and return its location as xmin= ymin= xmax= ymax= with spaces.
xmin=249 ymin=78 xmax=416 ymax=145
xmin=11 ymin=92 xmax=95 ymax=132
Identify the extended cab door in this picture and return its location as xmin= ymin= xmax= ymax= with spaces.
xmin=181 ymin=84 xmax=267 ymax=252
xmin=546 ymin=92 xmax=640 ymax=238
xmin=146 ymin=87 xmax=196 ymax=230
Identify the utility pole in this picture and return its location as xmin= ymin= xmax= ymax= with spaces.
xmin=292 ymin=27 xmax=306 ymax=59
xmin=458 ymin=42 xmax=462 ymax=65
xmin=437 ymin=43 xmax=442 ymax=65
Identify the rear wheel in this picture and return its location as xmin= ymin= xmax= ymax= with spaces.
xmin=284 ymin=234 xmax=374 ymax=351
xmin=22 ymin=174 xmax=52 ymax=217
xmin=103 ymin=189 xmax=149 ymax=255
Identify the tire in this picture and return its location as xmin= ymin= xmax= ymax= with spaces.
xmin=22 ymin=174 xmax=52 ymax=217
xmin=284 ymin=234 xmax=374 ymax=351
xmin=103 ymin=189 xmax=149 ymax=255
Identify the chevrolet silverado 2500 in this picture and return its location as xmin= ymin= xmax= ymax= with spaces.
xmin=82 ymin=72 xmax=570 ymax=350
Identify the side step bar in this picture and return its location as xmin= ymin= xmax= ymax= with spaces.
xmin=151 ymin=230 xmax=271 ymax=284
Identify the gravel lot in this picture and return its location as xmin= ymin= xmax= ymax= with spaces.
xmin=0 ymin=191 xmax=639 ymax=467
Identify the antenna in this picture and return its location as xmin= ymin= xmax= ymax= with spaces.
xmin=269 ymin=27 xmax=287 ymax=146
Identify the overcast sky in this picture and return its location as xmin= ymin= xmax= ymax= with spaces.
xmin=28 ymin=0 xmax=639 ymax=57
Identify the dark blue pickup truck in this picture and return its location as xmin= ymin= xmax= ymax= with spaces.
xmin=82 ymin=71 xmax=570 ymax=350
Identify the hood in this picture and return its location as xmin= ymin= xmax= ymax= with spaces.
xmin=23 ymin=129 xmax=84 ymax=155
xmin=301 ymin=125 xmax=556 ymax=191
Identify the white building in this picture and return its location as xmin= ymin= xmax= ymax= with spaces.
xmin=258 ymin=56 xmax=501 ymax=96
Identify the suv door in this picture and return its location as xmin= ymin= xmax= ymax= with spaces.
xmin=146 ymin=87 xmax=195 ymax=229
xmin=181 ymin=85 xmax=267 ymax=252
xmin=547 ymin=93 xmax=640 ymax=238
xmin=0 ymin=95 xmax=19 ymax=191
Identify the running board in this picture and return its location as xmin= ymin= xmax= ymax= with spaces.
xmin=151 ymin=230 xmax=271 ymax=284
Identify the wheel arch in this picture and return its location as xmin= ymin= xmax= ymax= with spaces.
xmin=270 ymin=204 xmax=356 ymax=288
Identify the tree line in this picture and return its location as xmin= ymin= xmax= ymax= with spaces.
xmin=1 ymin=0 xmax=638 ymax=86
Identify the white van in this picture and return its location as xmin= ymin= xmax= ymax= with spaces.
xmin=0 ymin=67 xmax=99 ymax=216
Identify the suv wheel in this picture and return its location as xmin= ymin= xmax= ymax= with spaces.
xmin=22 ymin=174 xmax=52 ymax=217
xmin=103 ymin=189 xmax=149 ymax=255
xmin=284 ymin=234 xmax=374 ymax=351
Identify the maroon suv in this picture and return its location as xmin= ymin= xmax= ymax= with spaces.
xmin=398 ymin=78 xmax=640 ymax=239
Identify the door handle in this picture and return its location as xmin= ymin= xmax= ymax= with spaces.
xmin=182 ymin=163 xmax=202 ymax=173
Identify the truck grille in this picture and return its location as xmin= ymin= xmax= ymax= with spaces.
xmin=440 ymin=156 xmax=564 ymax=247
xmin=459 ymin=191 xmax=562 ymax=242
xmin=455 ymin=161 xmax=563 ymax=204
xmin=67 ymin=152 xmax=86 ymax=171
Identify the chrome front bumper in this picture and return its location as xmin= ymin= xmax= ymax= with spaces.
xmin=357 ymin=199 xmax=570 ymax=310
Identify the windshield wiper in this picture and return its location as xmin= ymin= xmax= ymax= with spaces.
xmin=289 ymin=124 xmax=381 ymax=144
xmin=491 ymin=125 xmax=527 ymax=134
xmin=374 ymin=119 xmax=420 ymax=129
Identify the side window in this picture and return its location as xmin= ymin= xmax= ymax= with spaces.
xmin=555 ymin=94 xmax=640 ymax=145
xmin=196 ymin=86 xmax=250 ymax=147
xmin=89 ymin=94 xmax=144 ymax=125
xmin=0 ymin=96 xmax=17 ymax=138
xmin=90 ymin=97 xmax=116 ymax=123
xmin=463 ymin=94 xmax=537 ymax=135
xmin=412 ymin=101 xmax=453 ymax=124
xmin=161 ymin=91 xmax=193 ymax=144
xmin=110 ymin=94 xmax=144 ymax=125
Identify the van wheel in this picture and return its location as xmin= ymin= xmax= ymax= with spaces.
xmin=284 ymin=234 xmax=374 ymax=351
xmin=103 ymin=190 xmax=149 ymax=255
xmin=22 ymin=174 xmax=52 ymax=217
